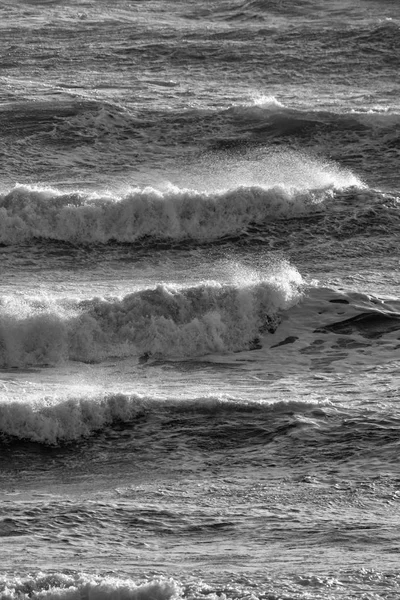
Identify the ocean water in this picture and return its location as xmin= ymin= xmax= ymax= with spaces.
xmin=1 ymin=0 xmax=400 ymax=598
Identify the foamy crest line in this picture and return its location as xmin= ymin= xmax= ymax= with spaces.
xmin=0 ymin=271 xmax=302 ymax=367
xmin=0 ymin=182 xmax=342 ymax=245
xmin=0 ymin=573 xmax=182 ymax=600
xmin=0 ymin=393 xmax=328 ymax=445
xmin=0 ymin=393 xmax=147 ymax=444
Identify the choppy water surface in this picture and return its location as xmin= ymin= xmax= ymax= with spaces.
xmin=1 ymin=1 xmax=400 ymax=599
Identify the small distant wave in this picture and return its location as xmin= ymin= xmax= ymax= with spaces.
xmin=186 ymin=0 xmax=317 ymax=22
xmin=221 ymin=99 xmax=400 ymax=141
xmin=0 ymin=268 xmax=302 ymax=367
xmin=0 ymin=98 xmax=101 ymax=137
xmin=342 ymin=19 xmax=400 ymax=52
xmin=14 ymin=94 xmax=399 ymax=148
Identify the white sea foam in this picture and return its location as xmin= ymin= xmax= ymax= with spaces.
xmin=1 ymin=569 xmax=399 ymax=600
xmin=228 ymin=94 xmax=285 ymax=117
xmin=250 ymin=94 xmax=285 ymax=109
xmin=0 ymin=573 xmax=182 ymax=600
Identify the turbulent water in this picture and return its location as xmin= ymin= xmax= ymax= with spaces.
xmin=1 ymin=1 xmax=400 ymax=598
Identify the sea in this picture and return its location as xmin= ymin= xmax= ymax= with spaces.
xmin=1 ymin=0 xmax=400 ymax=598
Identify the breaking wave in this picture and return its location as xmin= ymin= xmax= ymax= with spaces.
xmin=44 ymin=97 xmax=400 ymax=154
xmin=0 ymin=266 xmax=302 ymax=367
xmin=0 ymin=176 xmax=370 ymax=246
xmin=1 ymin=181 xmax=398 ymax=248
xmin=213 ymin=99 xmax=400 ymax=162
xmin=0 ymin=392 xmax=329 ymax=445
